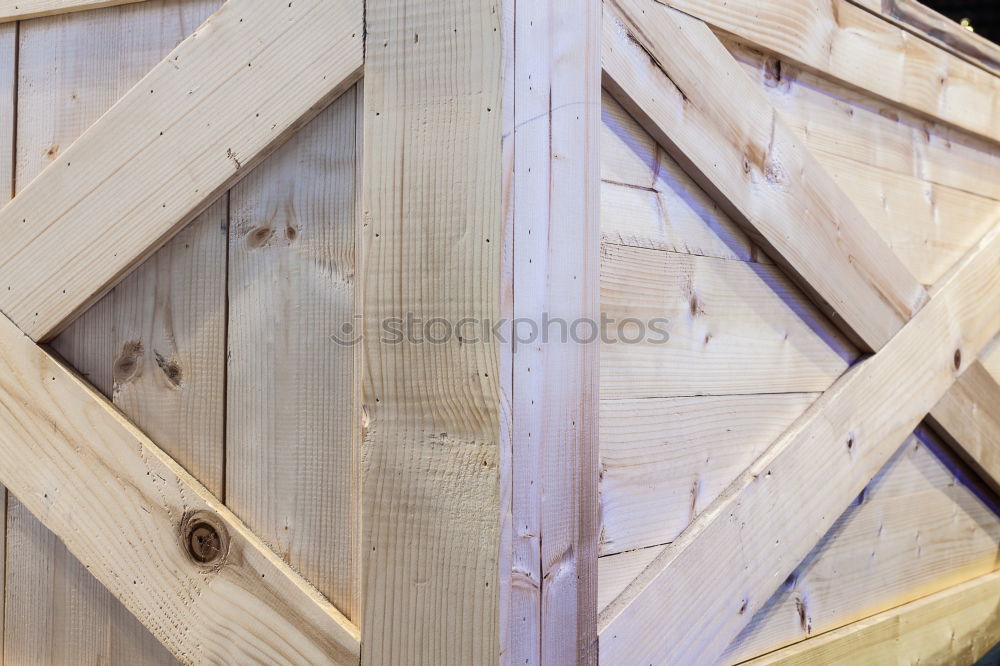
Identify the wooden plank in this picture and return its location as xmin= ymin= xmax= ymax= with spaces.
xmin=506 ymin=1 xmax=601 ymax=664
xmin=0 ymin=312 xmax=360 ymax=663
xmin=0 ymin=20 xmax=15 ymax=664
xmin=601 ymin=92 xmax=769 ymax=264
xmin=0 ymin=0 xmax=363 ymax=341
xmin=5 ymin=5 xmax=222 ymax=662
xmin=723 ymin=430 xmax=1000 ymax=662
xmin=928 ymin=361 xmax=1000 ymax=494
xmin=600 ymin=430 xmax=1000 ymax=648
xmin=600 ymin=394 xmax=819 ymax=555
xmin=743 ymin=571 xmax=1000 ymax=665
xmin=657 ymin=0 xmax=1000 ymax=144
xmin=601 ymin=244 xmax=857 ymax=399
xmin=982 ymin=335 xmax=1000 ymax=382
xmin=809 ymin=152 xmax=1000 ymax=287
xmin=603 ymin=0 xmax=927 ymax=352
xmin=361 ymin=0 xmax=503 ymax=663
xmin=726 ymin=39 xmax=1000 ymax=203
xmin=598 ymin=216 xmax=1000 ymax=663
xmin=0 ymin=0 xmax=155 ymax=22
xmin=227 ymin=87 xmax=359 ymax=622
xmin=875 ymin=0 xmax=1000 ymax=75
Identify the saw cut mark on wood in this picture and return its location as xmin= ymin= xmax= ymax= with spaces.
xmin=0 ymin=312 xmax=361 ymax=664
xmin=0 ymin=0 xmax=363 ymax=341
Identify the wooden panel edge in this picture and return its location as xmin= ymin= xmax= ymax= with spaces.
xmin=507 ymin=0 xmax=601 ymax=663
xmin=0 ymin=0 xmax=153 ymax=22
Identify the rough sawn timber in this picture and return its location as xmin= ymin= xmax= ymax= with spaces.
xmin=599 ymin=219 xmax=1000 ymax=662
xmin=602 ymin=0 xmax=927 ymax=352
xmin=0 ymin=312 xmax=361 ymax=664
xmin=0 ymin=0 xmax=363 ymax=341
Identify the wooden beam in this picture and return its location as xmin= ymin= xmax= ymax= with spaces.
xmin=506 ymin=0 xmax=601 ymax=663
xmin=743 ymin=572 xmax=1000 ymax=665
xmin=0 ymin=0 xmax=363 ymax=341
xmin=870 ymin=0 xmax=1000 ymax=75
xmin=599 ymin=220 xmax=1000 ymax=663
xmin=928 ymin=361 xmax=1000 ymax=494
xmin=602 ymin=0 xmax=927 ymax=351
xmin=0 ymin=0 xmax=153 ymax=22
xmin=0 ymin=313 xmax=360 ymax=663
xmin=655 ymin=0 xmax=1000 ymax=145
xmin=361 ymin=0 xmax=503 ymax=663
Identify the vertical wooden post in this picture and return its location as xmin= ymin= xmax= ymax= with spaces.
xmin=362 ymin=1 xmax=505 ymax=663
xmin=363 ymin=1 xmax=599 ymax=661
xmin=505 ymin=1 xmax=602 ymax=664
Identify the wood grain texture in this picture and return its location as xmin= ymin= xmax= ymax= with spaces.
xmin=657 ymin=0 xmax=1000 ymax=144
xmin=724 ymin=430 xmax=1000 ymax=662
xmin=506 ymin=1 xmax=601 ymax=663
xmin=727 ymin=41 xmax=1000 ymax=286
xmin=0 ymin=312 xmax=360 ymax=663
xmin=744 ymin=571 xmax=1000 ymax=665
xmin=601 ymin=244 xmax=857 ymax=399
xmin=929 ymin=361 xmax=1000 ymax=494
xmin=876 ymin=0 xmax=1000 ymax=75
xmin=725 ymin=39 xmax=1000 ymax=202
xmin=7 ymin=4 xmax=221 ymax=662
xmin=362 ymin=0 xmax=503 ymax=663
xmin=599 ymin=394 xmax=819 ymax=555
xmin=600 ymin=431 xmax=1000 ymax=652
xmin=982 ymin=335 xmax=1000 ymax=382
xmin=603 ymin=0 xmax=927 ymax=352
xmin=598 ymin=216 xmax=1000 ymax=663
xmin=601 ymin=93 xmax=762 ymax=263
xmin=0 ymin=0 xmax=154 ymax=21
xmin=0 ymin=0 xmax=363 ymax=341
xmin=0 ymin=20 xmax=15 ymax=664
xmin=227 ymin=86 xmax=359 ymax=622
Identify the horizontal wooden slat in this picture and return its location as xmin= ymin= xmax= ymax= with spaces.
xmin=603 ymin=0 xmax=927 ymax=351
xmin=0 ymin=0 xmax=363 ymax=341
xmin=0 ymin=313 xmax=360 ymax=663
xmin=0 ymin=0 xmax=153 ymax=21
xmin=743 ymin=571 xmax=1000 ymax=665
xmin=598 ymin=214 xmax=1000 ymax=663
xmin=600 ymin=394 xmax=819 ymax=555
xmin=928 ymin=361 xmax=1000 ymax=493
xmin=658 ymin=0 xmax=1000 ymax=144
xmin=601 ymin=244 xmax=857 ymax=399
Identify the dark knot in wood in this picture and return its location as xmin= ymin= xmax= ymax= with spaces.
xmin=182 ymin=511 xmax=229 ymax=567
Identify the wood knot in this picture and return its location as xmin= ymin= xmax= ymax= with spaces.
xmin=954 ymin=349 xmax=962 ymax=370
xmin=182 ymin=511 xmax=229 ymax=567
xmin=246 ymin=226 xmax=274 ymax=249
xmin=113 ymin=341 xmax=144 ymax=384
xmin=154 ymin=351 xmax=183 ymax=388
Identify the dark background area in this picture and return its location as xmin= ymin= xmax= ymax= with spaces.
xmin=923 ymin=0 xmax=1000 ymax=44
